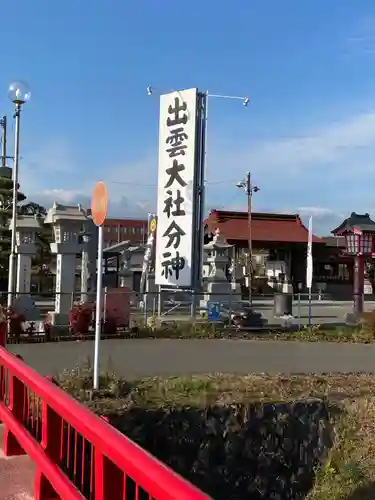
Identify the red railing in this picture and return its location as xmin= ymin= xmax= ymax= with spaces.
xmin=0 ymin=347 xmax=211 ymax=499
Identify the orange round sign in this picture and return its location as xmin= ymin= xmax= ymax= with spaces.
xmin=91 ymin=181 xmax=108 ymax=226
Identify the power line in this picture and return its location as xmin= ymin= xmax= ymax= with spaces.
xmin=106 ymin=178 xmax=238 ymax=187
xmin=211 ymin=191 xmax=243 ymax=211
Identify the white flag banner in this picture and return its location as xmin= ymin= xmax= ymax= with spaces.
xmin=140 ymin=215 xmax=156 ymax=293
xmin=306 ymin=216 xmax=313 ymax=289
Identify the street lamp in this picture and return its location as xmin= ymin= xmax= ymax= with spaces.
xmin=332 ymin=212 xmax=375 ymax=318
xmin=236 ymin=173 xmax=259 ymax=306
xmin=7 ymin=81 xmax=30 ymax=308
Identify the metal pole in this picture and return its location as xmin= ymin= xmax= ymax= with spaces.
xmin=152 ymin=293 xmax=156 ymax=317
xmin=353 ymin=254 xmax=364 ymax=316
xmin=1 ymin=116 xmax=7 ymax=168
xmin=157 ymin=285 xmax=162 ymax=316
xmin=247 ymin=172 xmax=253 ymax=307
xmin=190 ymin=91 xmax=206 ymax=320
xmin=199 ymin=92 xmax=208 ymax=309
xmin=143 ymin=213 xmax=152 ymax=324
xmin=93 ymin=224 xmax=104 ymax=390
xmin=103 ymin=286 xmax=107 ymax=324
xmin=308 ymin=288 xmax=312 ymax=329
xmin=193 ymin=92 xmax=207 ymax=319
xmin=8 ymin=104 xmax=21 ymax=309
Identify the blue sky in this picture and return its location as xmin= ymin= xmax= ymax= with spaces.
xmin=1 ymin=0 xmax=375 ymax=234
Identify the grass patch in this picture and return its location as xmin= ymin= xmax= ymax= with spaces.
xmin=131 ymin=321 xmax=375 ymax=343
xmin=57 ymin=365 xmax=375 ymax=499
xmin=279 ymin=324 xmax=375 ymax=343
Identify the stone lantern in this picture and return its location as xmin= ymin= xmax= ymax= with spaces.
xmin=332 ymin=212 xmax=375 ymax=317
xmin=11 ymin=215 xmax=43 ymax=295
xmin=44 ymin=203 xmax=87 ymax=324
xmin=201 ymin=229 xmax=233 ymax=310
xmin=80 ymin=215 xmax=98 ymax=302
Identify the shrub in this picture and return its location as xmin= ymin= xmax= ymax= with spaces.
xmin=69 ymin=302 xmax=93 ymax=335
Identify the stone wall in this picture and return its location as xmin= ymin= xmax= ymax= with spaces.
xmin=105 ymin=399 xmax=333 ymax=499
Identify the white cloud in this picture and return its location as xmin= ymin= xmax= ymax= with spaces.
xmin=244 ymin=108 xmax=375 ymax=174
xmin=344 ymin=16 xmax=375 ymax=57
xmin=40 ymin=188 xmax=85 ymax=204
xmin=17 ymin=99 xmax=375 ymax=229
xmin=297 ymin=207 xmax=345 ymax=219
xmin=18 ymin=141 xmax=157 ymax=218
xmin=294 ymin=207 xmax=346 ymax=235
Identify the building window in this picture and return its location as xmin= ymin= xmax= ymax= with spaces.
xmin=54 ymin=226 xmax=61 ymax=243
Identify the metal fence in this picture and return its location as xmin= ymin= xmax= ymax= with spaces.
xmin=0 ymin=289 xmax=373 ymax=342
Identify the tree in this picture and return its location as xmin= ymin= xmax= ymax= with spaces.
xmin=0 ymin=167 xmax=26 ymax=283
xmin=18 ymin=201 xmax=47 ymax=217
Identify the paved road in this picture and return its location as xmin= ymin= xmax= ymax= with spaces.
xmin=9 ymin=339 xmax=375 ymax=377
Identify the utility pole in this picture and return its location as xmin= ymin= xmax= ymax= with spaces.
xmin=246 ymin=172 xmax=253 ymax=306
xmin=0 ymin=116 xmax=7 ymax=168
xmin=237 ymin=172 xmax=259 ymax=307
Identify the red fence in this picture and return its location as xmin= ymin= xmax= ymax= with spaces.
xmin=0 ymin=347 xmax=211 ymax=499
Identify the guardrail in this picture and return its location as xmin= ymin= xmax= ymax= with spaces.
xmin=0 ymin=347 xmax=211 ymax=499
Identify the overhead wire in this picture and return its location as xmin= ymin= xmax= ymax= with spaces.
xmin=106 ymin=178 xmax=239 ymax=187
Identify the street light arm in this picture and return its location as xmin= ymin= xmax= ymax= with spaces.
xmin=207 ymin=93 xmax=247 ymax=100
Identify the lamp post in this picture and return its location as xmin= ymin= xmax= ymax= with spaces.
xmin=7 ymin=81 xmax=31 ymax=308
xmin=332 ymin=212 xmax=375 ymax=318
xmin=236 ymin=173 xmax=259 ymax=307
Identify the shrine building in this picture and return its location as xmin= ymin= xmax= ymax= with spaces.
xmin=204 ymin=209 xmax=353 ymax=296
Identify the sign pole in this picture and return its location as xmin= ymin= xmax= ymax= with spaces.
xmin=190 ymin=91 xmax=206 ymax=319
xmin=93 ymin=224 xmax=104 ymax=390
xmin=90 ymin=181 xmax=108 ymax=390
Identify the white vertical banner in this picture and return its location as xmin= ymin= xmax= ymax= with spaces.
xmin=155 ymin=88 xmax=198 ymax=286
xmin=306 ymin=216 xmax=313 ymax=289
xmin=140 ymin=214 xmax=157 ymax=293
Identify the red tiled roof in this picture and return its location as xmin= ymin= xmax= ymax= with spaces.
xmin=205 ymin=210 xmax=323 ymax=244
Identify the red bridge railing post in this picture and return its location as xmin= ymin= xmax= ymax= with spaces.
xmin=95 ymin=448 xmax=124 ymax=500
xmin=3 ymin=374 xmax=26 ymax=456
xmin=95 ymin=415 xmax=124 ymax=500
xmin=35 ymin=402 xmax=63 ymax=500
